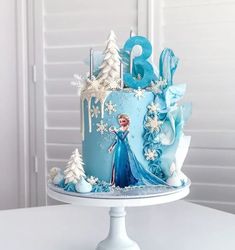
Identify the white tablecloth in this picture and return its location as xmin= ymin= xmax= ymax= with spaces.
xmin=0 ymin=201 xmax=235 ymax=250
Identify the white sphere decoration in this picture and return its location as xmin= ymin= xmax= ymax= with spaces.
xmin=166 ymin=162 xmax=182 ymax=187
xmin=49 ymin=167 xmax=61 ymax=180
xmin=53 ymin=173 xmax=64 ymax=185
xmin=75 ymin=177 xmax=92 ymax=193
xmin=178 ymin=171 xmax=188 ymax=183
xmin=167 ymin=175 xmax=182 ymax=187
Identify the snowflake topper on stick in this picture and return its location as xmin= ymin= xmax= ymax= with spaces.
xmin=71 ymin=74 xmax=86 ymax=95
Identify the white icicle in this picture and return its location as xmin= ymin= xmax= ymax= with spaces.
xmin=81 ymin=100 xmax=84 ymax=141
xmin=88 ymin=98 xmax=92 ymax=133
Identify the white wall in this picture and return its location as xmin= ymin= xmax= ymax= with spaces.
xmin=0 ymin=0 xmax=19 ymax=209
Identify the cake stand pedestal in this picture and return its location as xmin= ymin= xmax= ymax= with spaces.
xmin=48 ymin=184 xmax=190 ymax=250
xmin=97 ymin=207 xmax=139 ymax=250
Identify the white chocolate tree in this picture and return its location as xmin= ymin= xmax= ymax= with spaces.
xmin=64 ymin=149 xmax=85 ymax=184
xmin=98 ymin=30 xmax=122 ymax=89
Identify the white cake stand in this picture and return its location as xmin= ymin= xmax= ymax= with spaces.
xmin=48 ymin=183 xmax=190 ymax=250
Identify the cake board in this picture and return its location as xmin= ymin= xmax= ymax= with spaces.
xmin=48 ymin=182 xmax=190 ymax=250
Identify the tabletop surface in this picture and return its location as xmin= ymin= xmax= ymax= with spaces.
xmin=0 ymin=201 xmax=235 ymax=250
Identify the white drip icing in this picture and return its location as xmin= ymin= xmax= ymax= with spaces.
xmin=81 ymin=100 xmax=84 ymax=141
xmin=88 ymin=99 xmax=92 ymax=132
xmin=81 ymin=89 xmax=110 ymax=141
xmin=101 ymin=100 xmax=105 ymax=119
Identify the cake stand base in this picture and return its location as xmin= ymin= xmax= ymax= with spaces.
xmin=96 ymin=207 xmax=140 ymax=250
xmin=48 ymin=182 xmax=190 ymax=250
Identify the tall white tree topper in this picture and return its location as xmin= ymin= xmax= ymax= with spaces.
xmin=97 ymin=30 xmax=122 ymax=88
xmin=64 ymin=148 xmax=85 ymax=184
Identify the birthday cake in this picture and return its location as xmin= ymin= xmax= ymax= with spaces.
xmin=49 ymin=31 xmax=191 ymax=194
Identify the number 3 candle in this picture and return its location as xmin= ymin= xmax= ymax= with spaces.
xmin=123 ymin=36 xmax=154 ymax=89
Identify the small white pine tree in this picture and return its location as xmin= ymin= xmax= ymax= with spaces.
xmin=64 ymin=149 xmax=85 ymax=184
xmin=97 ymin=30 xmax=121 ymax=87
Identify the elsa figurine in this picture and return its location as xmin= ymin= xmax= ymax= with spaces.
xmin=108 ymin=114 xmax=167 ymax=188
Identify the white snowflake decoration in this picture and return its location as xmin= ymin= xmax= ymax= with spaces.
xmin=104 ymin=79 xmax=122 ymax=90
xmin=96 ymin=120 xmax=108 ymax=134
xmin=90 ymin=105 xmax=100 ymax=118
xmin=145 ymin=117 xmax=163 ymax=132
xmin=71 ymin=74 xmax=84 ymax=87
xmin=148 ymin=82 xmax=162 ymax=94
xmin=87 ymin=176 xmax=98 ymax=185
xmin=156 ymin=77 xmax=167 ymax=88
xmin=147 ymin=102 xmax=160 ymax=113
xmin=144 ymin=149 xmax=157 ymax=161
xmin=86 ymin=76 xmax=101 ymax=91
xmin=71 ymin=74 xmax=86 ymax=94
xmin=95 ymin=86 xmax=108 ymax=104
xmin=134 ymin=87 xmax=145 ymax=100
xmin=105 ymin=101 xmax=117 ymax=115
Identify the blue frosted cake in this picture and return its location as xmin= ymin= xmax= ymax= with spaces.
xmin=49 ymin=31 xmax=191 ymax=193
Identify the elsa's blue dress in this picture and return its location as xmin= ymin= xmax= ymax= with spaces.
xmin=111 ymin=130 xmax=167 ymax=188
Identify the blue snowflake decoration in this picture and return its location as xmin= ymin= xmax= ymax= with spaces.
xmin=92 ymin=180 xmax=111 ymax=193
